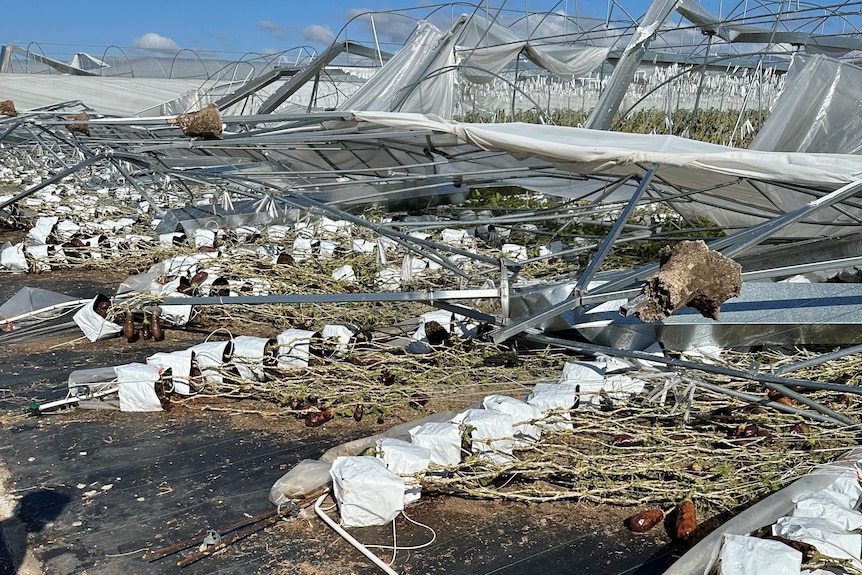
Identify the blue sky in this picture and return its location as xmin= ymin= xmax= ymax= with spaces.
xmin=1 ymin=1 xmax=619 ymax=60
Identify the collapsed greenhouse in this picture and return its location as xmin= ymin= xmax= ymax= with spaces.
xmin=3 ymin=0 xmax=862 ymax=573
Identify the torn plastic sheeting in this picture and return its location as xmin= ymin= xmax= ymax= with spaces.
xmin=813 ymin=467 xmax=862 ymax=509
xmin=501 ymin=243 xmax=527 ymax=261
xmin=715 ymin=534 xmax=801 ymax=575
xmin=576 ymin=374 xmax=647 ymax=410
xmin=791 ymin=491 xmax=862 ymax=530
xmin=115 ymin=363 xmax=163 ymax=412
xmin=413 ymin=309 xmax=478 ymax=341
xmin=276 ymin=329 xmax=316 ymax=368
xmin=408 ymin=421 xmax=461 ymax=466
xmin=193 ymin=228 xmax=217 ymax=248
xmin=116 ymin=272 xmax=162 ymax=296
xmin=376 ymin=437 xmax=431 ymax=504
xmin=269 ymin=459 xmax=333 ymax=509
xmin=292 ymin=236 xmax=313 ymax=261
xmin=772 ymin=516 xmax=862 ymax=563
xmin=351 ymin=239 xmax=376 ymax=254
xmin=68 ymin=366 xmax=118 ymax=397
xmin=149 ymin=253 xmax=216 ymax=277
xmin=55 ymin=219 xmax=80 ymax=239
xmin=482 ymin=394 xmax=542 ymax=445
xmin=526 ymin=383 xmax=579 ymax=431
xmin=226 ymin=277 xmax=271 ymax=297
xmin=330 ymin=456 xmax=405 ymax=528
xmin=158 ymin=232 xmax=185 ymax=246
xmin=440 ymin=228 xmax=469 ymax=246
xmin=318 ymin=239 xmax=337 ymax=258
xmin=400 ymin=253 xmax=427 ymax=283
xmin=0 ymin=287 xmax=79 ymax=331
xmin=377 ymin=268 xmax=401 ymax=291
xmin=73 ymin=295 xmax=123 ymax=342
xmin=320 ymin=412 xmax=458 ymax=463
xmin=146 ymin=349 xmax=195 ymax=395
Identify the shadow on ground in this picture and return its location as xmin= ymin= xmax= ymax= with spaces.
xmin=0 ymin=489 xmax=71 ymax=575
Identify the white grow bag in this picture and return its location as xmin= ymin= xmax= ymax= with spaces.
xmin=73 ymin=294 xmax=123 ymax=342
xmin=330 ymin=456 xmax=404 ymax=528
xmin=376 ymin=437 xmax=431 ymax=504
xmin=115 ymin=363 xmax=163 ymax=412
xmin=276 ymin=329 xmax=316 ymax=368
xmin=147 ymin=349 xmax=195 ymax=395
xmin=232 ymin=335 xmax=275 ymax=381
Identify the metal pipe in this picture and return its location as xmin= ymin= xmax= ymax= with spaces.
xmin=680 ymin=377 xmax=845 ymax=427
xmin=153 ymin=288 xmax=500 ymax=307
xmin=773 ymin=343 xmax=862 ymax=376
xmin=574 ymin=167 xmax=656 ymax=293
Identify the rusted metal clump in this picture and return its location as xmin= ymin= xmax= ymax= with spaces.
xmin=66 ymin=112 xmax=90 ymax=136
xmin=170 ymin=103 xmax=223 ymax=139
xmin=634 ymin=240 xmax=742 ymax=323
xmin=0 ymin=100 xmax=17 ymax=117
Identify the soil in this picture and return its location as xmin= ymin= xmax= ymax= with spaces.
xmin=0 ymin=264 xmax=680 ymax=575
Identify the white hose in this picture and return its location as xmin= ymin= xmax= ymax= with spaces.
xmin=314 ymin=493 xmax=399 ymax=575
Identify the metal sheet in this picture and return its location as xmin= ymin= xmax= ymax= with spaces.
xmin=570 ymin=282 xmax=862 ymax=350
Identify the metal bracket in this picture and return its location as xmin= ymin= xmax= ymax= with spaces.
xmin=202 ymin=529 xmax=221 ymax=546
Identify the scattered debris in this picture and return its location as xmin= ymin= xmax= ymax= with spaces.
xmin=169 ymin=103 xmax=223 ymax=140
xmin=634 ymin=240 xmax=742 ymax=322
xmin=0 ymin=99 xmax=16 ymax=117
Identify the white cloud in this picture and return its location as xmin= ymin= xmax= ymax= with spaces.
xmin=258 ymin=20 xmax=286 ymax=41
xmin=345 ymin=9 xmax=417 ymax=44
xmin=302 ymin=24 xmax=336 ymax=45
xmin=131 ymin=32 xmax=179 ymax=51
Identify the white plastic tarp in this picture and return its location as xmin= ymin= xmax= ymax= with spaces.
xmin=527 ymin=382 xmax=579 ymax=431
xmin=232 ymin=335 xmax=274 ymax=381
xmin=351 ymin=111 xmax=862 ymax=238
xmin=276 ymin=329 xmax=316 ymax=368
xmin=772 ymin=516 xmax=862 ymax=564
xmin=330 ymin=456 xmax=405 ymax=528
xmin=188 ymin=340 xmax=231 ymax=385
xmin=28 ymin=216 xmax=58 ymax=244
xmin=1 ymin=241 xmax=27 ymax=272
xmin=716 ymin=534 xmax=801 ymax=575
